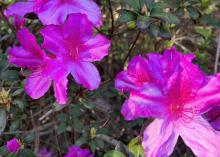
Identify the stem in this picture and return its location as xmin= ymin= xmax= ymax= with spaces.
xmin=123 ymin=31 xmax=141 ymax=64
xmin=108 ymin=0 xmax=114 ymax=35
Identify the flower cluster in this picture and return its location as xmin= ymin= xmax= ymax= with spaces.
xmin=6 ymin=137 xmax=21 ymax=153
xmin=115 ymin=47 xmax=220 ymax=156
xmin=64 ymin=145 xmax=93 ymax=157
xmin=6 ymin=1 xmax=110 ymax=105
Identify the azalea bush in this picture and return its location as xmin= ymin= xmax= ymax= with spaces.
xmin=0 ymin=0 xmax=220 ymax=157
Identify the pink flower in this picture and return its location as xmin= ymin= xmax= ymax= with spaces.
xmin=40 ymin=13 xmax=110 ymax=91
xmin=38 ymin=147 xmax=53 ymax=157
xmin=206 ymin=106 xmax=220 ymax=130
xmin=4 ymin=0 xmax=102 ymax=26
xmin=8 ymin=28 xmax=68 ymax=104
xmin=115 ymin=47 xmax=220 ymax=156
xmin=64 ymin=145 xmax=93 ymax=157
xmin=6 ymin=138 xmax=21 ymax=153
xmin=8 ymin=14 xmax=110 ymax=104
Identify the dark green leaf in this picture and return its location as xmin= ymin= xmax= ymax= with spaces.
xmin=187 ymin=7 xmax=200 ymax=20
xmin=0 ymin=109 xmax=6 ymax=134
xmin=150 ymin=11 xmax=180 ymax=24
xmin=122 ymin=0 xmax=144 ymax=11
xmin=0 ymin=70 xmax=19 ymax=81
xmin=119 ymin=10 xmax=137 ymax=23
xmin=19 ymin=149 xmax=36 ymax=157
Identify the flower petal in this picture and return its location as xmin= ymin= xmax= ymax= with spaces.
xmin=142 ymin=119 xmax=178 ymax=157
xmin=70 ymin=62 xmax=100 ymax=90
xmin=178 ymin=116 xmax=220 ymax=156
xmin=54 ymin=78 xmax=68 ymax=105
xmin=40 ymin=25 xmax=67 ymax=56
xmin=190 ymin=74 xmax=220 ymax=113
xmin=8 ymin=28 xmax=45 ymax=69
xmin=4 ymin=2 xmax=34 ymax=17
xmin=17 ymin=28 xmax=45 ymax=60
xmin=36 ymin=0 xmax=102 ymax=26
xmin=121 ymin=83 xmax=167 ymax=120
xmin=80 ymin=35 xmax=110 ymax=62
xmin=115 ymin=71 xmax=139 ymax=93
xmin=8 ymin=46 xmax=43 ymax=68
xmin=41 ymin=13 xmax=93 ymax=56
xmin=25 ymin=73 xmax=52 ymax=99
xmin=115 ymin=56 xmax=150 ymax=93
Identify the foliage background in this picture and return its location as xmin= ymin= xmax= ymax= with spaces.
xmin=0 ymin=0 xmax=220 ymax=156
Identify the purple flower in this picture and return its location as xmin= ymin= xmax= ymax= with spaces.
xmin=64 ymin=145 xmax=93 ymax=157
xmin=8 ymin=28 xmax=68 ymax=104
xmin=4 ymin=0 xmax=102 ymax=26
xmin=8 ymin=13 xmax=110 ymax=104
xmin=115 ymin=47 xmax=220 ymax=156
xmin=6 ymin=138 xmax=21 ymax=153
xmin=38 ymin=147 xmax=53 ymax=157
xmin=206 ymin=106 xmax=220 ymax=130
xmin=40 ymin=13 xmax=110 ymax=91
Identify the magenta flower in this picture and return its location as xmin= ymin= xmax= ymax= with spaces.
xmin=115 ymin=47 xmax=220 ymax=156
xmin=8 ymin=14 xmax=110 ymax=104
xmin=206 ymin=106 xmax=220 ymax=130
xmin=40 ymin=13 xmax=110 ymax=90
xmin=64 ymin=145 xmax=93 ymax=157
xmin=6 ymin=138 xmax=21 ymax=153
xmin=8 ymin=28 xmax=68 ymax=104
xmin=4 ymin=0 xmax=102 ymax=26
xmin=38 ymin=147 xmax=53 ymax=157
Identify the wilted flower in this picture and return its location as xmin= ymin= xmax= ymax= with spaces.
xmin=64 ymin=145 xmax=93 ymax=157
xmin=0 ymin=88 xmax=11 ymax=108
xmin=38 ymin=147 xmax=53 ymax=157
xmin=115 ymin=47 xmax=220 ymax=156
xmin=6 ymin=137 xmax=21 ymax=153
xmin=4 ymin=0 xmax=102 ymax=26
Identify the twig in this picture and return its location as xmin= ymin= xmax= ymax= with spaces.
xmin=214 ymin=32 xmax=220 ymax=74
xmin=108 ymin=0 xmax=114 ymax=35
xmin=123 ymin=31 xmax=141 ymax=64
xmin=30 ymin=111 xmax=39 ymax=154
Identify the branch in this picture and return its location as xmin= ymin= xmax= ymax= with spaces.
xmin=108 ymin=0 xmax=114 ymax=35
xmin=123 ymin=31 xmax=141 ymax=65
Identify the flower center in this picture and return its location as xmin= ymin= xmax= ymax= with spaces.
xmin=68 ymin=45 xmax=79 ymax=60
xmin=170 ymin=103 xmax=196 ymax=123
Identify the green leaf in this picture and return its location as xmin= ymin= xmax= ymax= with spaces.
xmin=0 ymin=146 xmax=8 ymax=156
xmin=0 ymin=61 xmax=8 ymax=73
xmin=24 ymin=133 xmax=35 ymax=143
xmin=201 ymin=15 xmax=220 ymax=28
xmin=195 ymin=26 xmax=212 ymax=38
xmin=13 ymin=99 xmax=26 ymax=111
xmin=150 ymin=11 xmax=180 ymax=24
xmin=19 ymin=149 xmax=36 ymax=157
xmin=118 ymin=10 xmax=137 ymax=23
xmin=57 ymin=123 xmax=67 ymax=134
xmin=136 ymin=15 xmax=150 ymax=31
xmin=122 ymin=0 xmax=144 ymax=11
xmin=187 ymin=7 xmax=200 ymax=20
xmin=128 ymin=137 xmax=146 ymax=157
xmin=104 ymin=150 xmax=126 ymax=157
xmin=0 ymin=70 xmax=19 ymax=81
xmin=75 ymin=136 xmax=87 ymax=146
xmin=0 ymin=109 xmax=6 ymax=134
